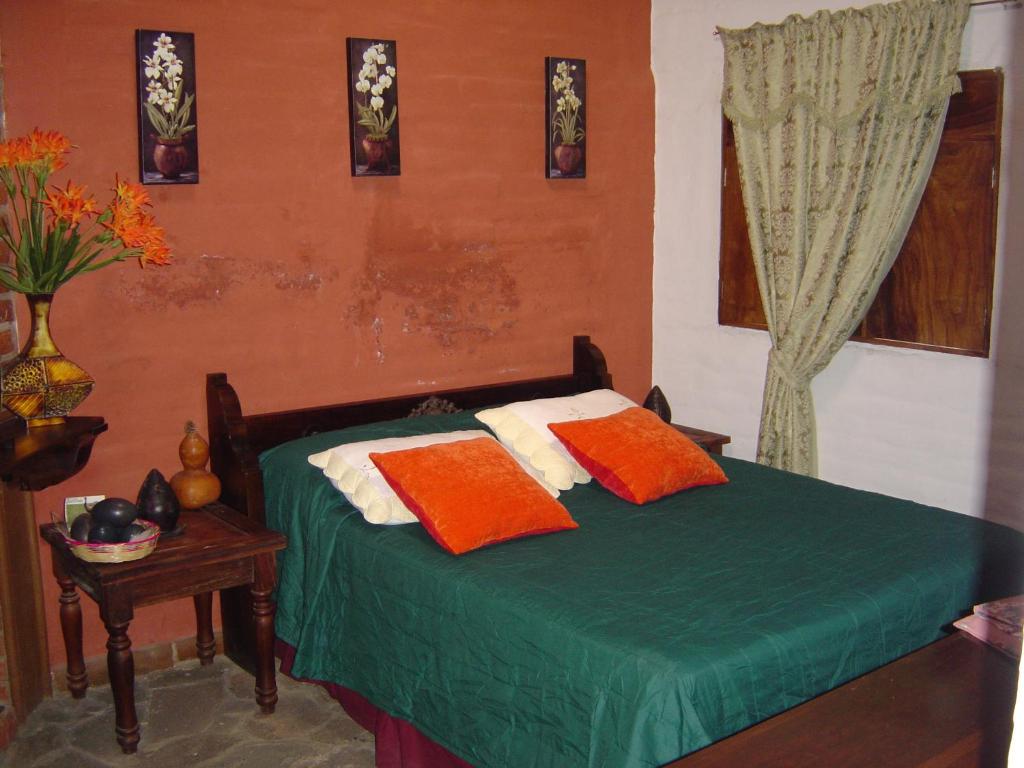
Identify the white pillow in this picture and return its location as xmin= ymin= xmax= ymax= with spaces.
xmin=308 ymin=430 xmax=558 ymax=525
xmin=475 ymin=389 xmax=637 ymax=490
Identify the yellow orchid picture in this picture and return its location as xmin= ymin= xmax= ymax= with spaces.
xmin=545 ymin=57 xmax=586 ymax=179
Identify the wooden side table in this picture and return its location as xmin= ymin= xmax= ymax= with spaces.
xmin=675 ymin=425 xmax=731 ymax=455
xmin=39 ymin=502 xmax=286 ymax=754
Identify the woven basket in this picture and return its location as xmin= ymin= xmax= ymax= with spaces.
xmin=61 ymin=519 xmax=161 ymax=563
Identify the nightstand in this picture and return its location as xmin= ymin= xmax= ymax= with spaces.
xmin=674 ymin=425 xmax=730 ymax=455
xmin=39 ymin=502 xmax=286 ymax=754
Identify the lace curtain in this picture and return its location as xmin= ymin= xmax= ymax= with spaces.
xmin=718 ymin=0 xmax=969 ymax=476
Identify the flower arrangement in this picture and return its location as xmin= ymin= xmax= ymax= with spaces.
xmin=354 ymin=43 xmax=397 ymax=141
xmin=142 ymin=33 xmax=196 ymax=142
xmin=0 ymin=129 xmax=171 ymax=294
xmin=551 ymin=60 xmax=584 ymax=146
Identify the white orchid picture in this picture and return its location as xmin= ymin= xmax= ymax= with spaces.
xmin=143 ymin=33 xmax=195 ymax=141
xmin=135 ymin=29 xmax=199 ymax=184
xmin=347 ymin=38 xmax=401 ymax=176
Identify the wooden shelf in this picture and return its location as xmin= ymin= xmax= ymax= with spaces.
xmin=0 ymin=415 xmax=107 ymax=733
xmin=0 ymin=417 xmax=107 ymax=491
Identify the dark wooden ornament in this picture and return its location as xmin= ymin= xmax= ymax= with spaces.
xmin=409 ymin=396 xmax=462 ymax=417
xmin=642 ymin=385 xmax=672 ymax=423
xmin=136 ymin=468 xmax=181 ymax=534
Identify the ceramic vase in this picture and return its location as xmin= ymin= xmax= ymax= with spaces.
xmin=361 ymin=136 xmax=391 ymax=172
xmin=153 ymin=138 xmax=189 ymax=179
xmin=553 ymin=144 xmax=583 ymax=176
xmin=0 ymin=293 xmax=94 ymax=427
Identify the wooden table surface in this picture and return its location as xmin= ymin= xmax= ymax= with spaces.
xmin=670 ymin=632 xmax=1018 ymax=768
xmin=40 ymin=503 xmax=285 ymax=612
xmin=674 ymin=424 xmax=731 ymax=455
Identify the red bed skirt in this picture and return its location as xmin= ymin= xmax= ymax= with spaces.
xmin=276 ymin=639 xmax=474 ymax=768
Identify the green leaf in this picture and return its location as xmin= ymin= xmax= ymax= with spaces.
xmin=0 ymin=259 xmax=31 ymax=292
xmin=24 ymin=210 xmax=45 ymax=278
xmin=166 ymin=91 xmax=195 ymax=136
xmin=43 ymin=225 xmax=63 ymax=276
xmin=65 ymin=253 xmax=128 ymax=281
xmin=0 ymin=227 xmax=18 ymax=256
xmin=40 ymin=229 xmax=83 ymax=289
xmin=0 ymin=269 xmax=30 ymax=294
xmin=146 ymin=103 xmax=171 ymax=136
xmin=15 ymin=220 xmax=34 ymax=281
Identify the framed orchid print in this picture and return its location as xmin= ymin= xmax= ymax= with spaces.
xmin=135 ymin=30 xmax=199 ymax=184
xmin=346 ymin=38 xmax=401 ymax=176
xmin=545 ymin=57 xmax=586 ymax=179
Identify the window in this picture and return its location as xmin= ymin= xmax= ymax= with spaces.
xmin=718 ymin=69 xmax=1002 ymax=357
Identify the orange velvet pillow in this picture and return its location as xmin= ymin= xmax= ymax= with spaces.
xmin=370 ymin=437 xmax=578 ymax=555
xmin=547 ymin=407 xmax=728 ymax=504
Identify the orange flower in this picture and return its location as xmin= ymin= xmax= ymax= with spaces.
xmin=113 ymin=176 xmax=151 ymax=212
xmin=120 ymin=219 xmax=163 ymax=249
xmin=0 ymin=137 xmax=34 ymax=169
xmin=27 ymin=129 xmax=72 ymax=172
xmin=0 ymin=129 xmax=172 ymax=292
xmin=0 ymin=130 xmax=71 ymax=173
xmin=44 ymin=181 xmax=98 ymax=226
xmin=105 ymin=202 xmax=172 ymax=267
xmin=141 ymin=243 xmax=172 ymax=267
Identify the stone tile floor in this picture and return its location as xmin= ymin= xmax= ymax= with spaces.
xmin=0 ymin=658 xmax=375 ymax=767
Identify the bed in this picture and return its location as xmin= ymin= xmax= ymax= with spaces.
xmin=206 ymin=336 xmax=1024 ymax=767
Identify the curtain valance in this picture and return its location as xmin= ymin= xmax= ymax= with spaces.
xmin=719 ymin=0 xmax=968 ymax=131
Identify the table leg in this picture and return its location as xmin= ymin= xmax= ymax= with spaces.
xmin=57 ymin=574 xmax=88 ymax=698
xmin=194 ymin=591 xmax=216 ymax=665
xmin=251 ymin=554 xmax=278 ymax=714
xmin=105 ymin=621 xmax=139 ymax=754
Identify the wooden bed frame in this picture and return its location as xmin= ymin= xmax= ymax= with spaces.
xmin=205 ymin=336 xmax=1018 ymax=765
xmin=205 ymin=335 xmax=612 ymax=670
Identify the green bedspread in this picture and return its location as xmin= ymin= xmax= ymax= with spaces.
xmin=260 ymin=410 xmax=1024 ymax=768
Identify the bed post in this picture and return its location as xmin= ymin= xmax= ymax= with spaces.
xmin=206 ymin=372 xmax=265 ymax=675
xmin=572 ymin=335 xmax=612 ymax=391
xmin=206 ymin=373 xmax=267 ymax=525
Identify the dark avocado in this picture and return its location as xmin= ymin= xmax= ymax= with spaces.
xmin=88 ymin=523 xmax=121 ymax=543
xmin=90 ymin=498 xmax=138 ymax=528
xmin=69 ymin=514 xmax=93 ymax=542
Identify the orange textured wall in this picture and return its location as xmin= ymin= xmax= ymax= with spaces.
xmin=0 ymin=1 xmax=654 ymax=665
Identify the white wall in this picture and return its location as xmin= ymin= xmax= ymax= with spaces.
xmin=651 ymin=0 xmax=1023 ymax=528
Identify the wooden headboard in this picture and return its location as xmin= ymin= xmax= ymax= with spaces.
xmin=205 ymin=335 xmax=611 ymax=526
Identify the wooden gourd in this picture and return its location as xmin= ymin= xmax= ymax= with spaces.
xmin=170 ymin=421 xmax=222 ymax=509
